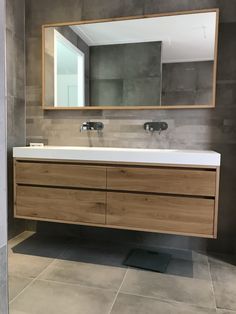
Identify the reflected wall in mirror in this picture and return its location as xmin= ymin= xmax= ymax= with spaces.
xmin=42 ymin=9 xmax=219 ymax=110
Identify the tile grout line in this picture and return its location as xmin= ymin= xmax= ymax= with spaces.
xmin=207 ymin=256 xmax=218 ymax=310
xmin=9 ymin=242 xmax=71 ymax=305
xmin=9 ymin=257 xmax=58 ymax=304
xmin=33 ymin=277 xmax=118 ymax=294
xmin=115 ymin=290 xmax=218 ymax=312
xmin=108 ymin=267 xmax=129 ymax=314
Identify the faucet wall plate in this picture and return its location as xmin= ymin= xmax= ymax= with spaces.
xmin=144 ymin=122 xmax=168 ymax=133
xmin=80 ymin=121 xmax=104 ymax=132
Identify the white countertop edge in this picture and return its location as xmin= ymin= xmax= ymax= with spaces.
xmin=13 ymin=147 xmax=221 ymax=167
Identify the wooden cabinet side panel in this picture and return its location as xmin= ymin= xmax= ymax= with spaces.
xmin=107 ymin=192 xmax=215 ymax=236
xmin=15 ymin=185 xmax=106 ymax=224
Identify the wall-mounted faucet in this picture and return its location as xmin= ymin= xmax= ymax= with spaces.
xmin=80 ymin=121 xmax=104 ymax=132
xmin=144 ymin=121 xmax=168 ymax=134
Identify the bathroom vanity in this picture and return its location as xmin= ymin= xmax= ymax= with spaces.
xmin=13 ymin=147 xmax=220 ymax=239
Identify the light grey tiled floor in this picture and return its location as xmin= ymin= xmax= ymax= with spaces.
xmin=8 ymin=232 xmax=236 ymax=314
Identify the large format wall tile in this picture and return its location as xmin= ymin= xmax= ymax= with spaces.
xmin=7 ymin=0 xmax=26 ymax=239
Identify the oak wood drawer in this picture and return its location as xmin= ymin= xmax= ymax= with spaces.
xmin=107 ymin=192 xmax=215 ymax=236
xmin=15 ymin=185 xmax=106 ymax=224
xmin=15 ymin=161 xmax=106 ymax=189
xmin=107 ymin=167 xmax=216 ymax=196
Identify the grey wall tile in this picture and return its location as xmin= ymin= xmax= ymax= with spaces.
xmin=82 ymin=0 xmax=144 ymax=20
xmin=25 ymin=0 xmax=83 ymax=37
xmin=6 ymin=0 xmax=26 ymax=239
xmin=91 ymin=79 xmax=124 ymax=106
xmin=90 ymin=42 xmax=162 ymax=106
xmin=90 ymin=45 xmax=124 ymax=80
xmin=123 ymin=77 xmax=161 ymax=106
xmin=217 ymin=23 xmax=236 ymax=81
xmin=144 ymin=0 xmax=218 ymax=15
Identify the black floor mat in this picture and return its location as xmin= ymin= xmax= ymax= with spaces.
xmin=123 ymin=249 xmax=171 ymax=273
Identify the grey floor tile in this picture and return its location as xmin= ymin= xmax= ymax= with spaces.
xmin=8 ymin=234 xmax=71 ymax=279
xmin=8 ymin=251 xmax=54 ymax=279
xmin=217 ymin=310 xmax=236 ymax=314
xmin=38 ymin=259 xmax=127 ymax=290
xmin=9 ymin=276 xmax=32 ymax=301
xmin=208 ymin=253 xmax=236 ymax=268
xmin=10 ymin=279 xmax=116 ymax=314
xmin=111 ymin=293 xmax=217 ymax=314
xmin=121 ymin=268 xmax=215 ymax=308
xmin=210 ymin=263 xmax=236 ymax=311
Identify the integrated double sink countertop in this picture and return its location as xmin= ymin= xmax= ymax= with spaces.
xmin=13 ymin=146 xmax=221 ymax=167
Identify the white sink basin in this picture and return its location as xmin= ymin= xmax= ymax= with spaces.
xmin=13 ymin=146 xmax=221 ymax=166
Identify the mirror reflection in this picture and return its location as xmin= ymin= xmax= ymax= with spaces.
xmin=43 ymin=10 xmax=218 ymax=109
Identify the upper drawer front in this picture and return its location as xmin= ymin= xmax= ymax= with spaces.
xmin=16 ymin=185 xmax=106 ymax=224
xmin=15 ymin=161 xmax=106 ymax=189
xmin=107 ymin=167 xmax=216 ymax=196
xmin=107 ymin=192 xmax=215 ymax=236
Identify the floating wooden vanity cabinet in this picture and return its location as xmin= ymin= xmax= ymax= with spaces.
xmin=14 ymin=158 xmax=220 ymax=239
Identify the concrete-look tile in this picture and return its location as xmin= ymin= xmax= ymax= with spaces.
xmin=144 ymin=0 xmax=218 ymax=15
xmin=121 ymin=268 xmax=215 ymax=308
xmin=123 ymin=77 xmax=161 ymax=106
xmin=90 ymin=79 xmax=123 ymax=106
xmin=210 ymin=263 xmax=236 ymax=311
xmin=26 ymin=37 xmax=42 ymax=86
xmin=26 ymin=0 xmax=83 ymax=37
xmin=82 ymin=0 xmax=143 ymax=20
xmin=8 ymin=234 xmax=70 ymax=279
xmin=219 ymin=1 xmax=236 ymax=23
xmin=9 ymin=276 xmax=32 ymax=301
xmin=38 ymin=259 xmax=127 ymax=290
xmin=208 ymin=253 xmax=236 ymax=268
xmin=90 ymin=45 xmax=124 ymax=80
xmin=8 ymin=252 xmax=54 ymax=279
xmin=217 ymin=310 xmax=236 ymax=314
xmin=111 ymin=293 xmax=217 ymax=314
xmin=10 ymin=279 xmax=116 ymax=314
xmin=217 ymin=23 xmax=236 ymax=81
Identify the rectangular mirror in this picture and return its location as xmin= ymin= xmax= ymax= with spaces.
xmin=42 ymin=9 xmax=219 ymax=110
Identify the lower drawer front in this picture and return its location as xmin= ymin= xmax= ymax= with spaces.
xmin=107 ymin=192 xmax=215 ymax=236
xmin=15 ymin=185 xmax=106 ymax=224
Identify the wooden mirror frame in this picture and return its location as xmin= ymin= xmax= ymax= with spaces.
xmin=42 ymin=8 xmax=219 ymax=111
